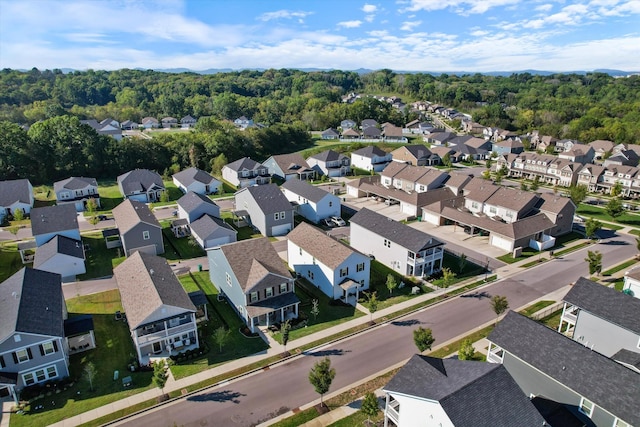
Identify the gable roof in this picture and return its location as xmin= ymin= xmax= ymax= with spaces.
xmin=114 ymin=252 xmax=196 ymax=329
xmin=0 ymin=179 xmax=32 ymax=207
xmin=350 ymin=208 xmax=443 ymax=252
xmin=266 ymin=153 xmax=312 ymax=175
xmin=384 ymin=355 xmax=546 ymax=427
xmin=224 ymin=157 xmax=263 ymax=172
xmin=488 ymin=311 xmax=640 ymax=425
xmin=216 ymin=238 xmax=292 ymax=292
xmin=236 ymin=183 xmax=293 ymax=214
xmin=352 ymin=146 xmax=388 ymax=158
xmin=288 ymin=223 xmax=365 ymax=270
xmin=308 ymin=149 xmax=347 ymax=163
xmin=177 ymin=191 xmax=219 ymax=214
xmin=0 ymin=268 xmax=63 ymax=343
xmin=172 ymin=167 xmax=217 ymax=187
xmin=30 ymin=204 xmax=79 ymax=236
xmin=462 ymin=178 xmax=501 ymax=202
xmin=484 ymin=187 xmax=538 ymax=212
xmin=189 ymin=214 xmax=236 ymax=241
xmin=536 ymin=193 xmax=575 ymax=215
xmin=33 ymin=235 xmax=84 ymax=267
xmin=112 ymin=199 xmax=161 ymax=234
xmin=117 ymin=169 xmax=164 ymax=196
xmin=53 ymin=176 xmax=97 ymax=193
xmin=280 ymin=179 xmax=334 ymax=203
xmin=321 ymin=128 xmax=339 ymax=137
xmin=563 ymin=277 xmax=640 ymax=334
xmin=393 ymin=144 xmax=432 ymax=160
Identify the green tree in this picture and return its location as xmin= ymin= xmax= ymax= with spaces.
xmin=310 ymin=298 xmax=320 ymax=322
xmin=366 ymin=291 xmax=379 ymax=324
xmin=636 ymin=236 xmax=640 ymax=259
xmin=606 ymin=197 xmax=624 ymax=219
xmin=86 ymin=198 xmax=100 ymax=227
xmin=585 ymin=217 xmax=602 ymax=239
xmin=152 ymin=361 xmax=168 ymax=395
xmin=441 ymin=153 xmax=452 ymax=170
xmin=441 ymin=267 xmax=456 ymax=288
xmin=458 ymin=253 xmax=467 ymax=274
xmin=530 ymin=176 xmax=540 ymax=191
xmin=611 ymin=181 xmax=623 ymax=198
xmin=210 ymin=153 xmax=228 ymax=176
xmin=520 ymin=181 xmax=529 ymax=191
xmin=413 ymin=327 xmax=435 ymax=352
xmin=385 ymin=274 xmax=398 ymax=295
xmin=12 ymin=208 xmax=24 ymax=222
xmin=458 ymin=339 xmax=475 ymax=360
xmin=213 ymin=326 xmax=231 ymax=353
xmin=159 ymin=190 xmax=170 ymax=203
xmin=490 ymin=295 xmax=509 ymax=325
xmin=585 ymin=250 xmax=603 ymax=276
xmin=482 ymin=169 xmax=491 ymax=180
xmin=83 ymin=362 xmax=97 ymax=391
xmin=308 ymin=357 xmax=336 ymax=407
xmin=568 ymin=184 xmax=588 ymax=205
xmin=360 ymin=392 xmax=380 ymax=425
xmin=280 ymin=319 xmax=291 ymax=356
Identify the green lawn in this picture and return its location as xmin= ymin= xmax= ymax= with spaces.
xmin=365 ymin=261 xmax=428 ymax=310
xmin=430 ymin=253 xmax=487 ymax=288
xmin=11 ymin=291 xmax=154 ymax=427
xmin=577 ymin=204 xmax=640 ymax=228
xmin=497 ymin=231 xmax=584 ymax=264
xmin=0 ymin=243 xmax=26 ymax=282
xmin=520 ymin=300 xmax=555 ymax=317
xmin=77 ymin=232 xmax=126 ymax=280
xmin=161 ymin=227 xmax=205 ymax=259
xmin=601 ymin=259 xmax=638 ymax=276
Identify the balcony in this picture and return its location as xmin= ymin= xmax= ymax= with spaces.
xmin=137 ymin=321 xmax=195 ymax=345
xmin=385 ymin=399 xmax=400 ymax=425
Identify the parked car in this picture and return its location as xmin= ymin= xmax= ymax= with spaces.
xmin=97 ymin=214 xmax=108 ymax=221
xmin=385 ymin=199 xmax=399 ymax=206
xmin=322 ymin=218 xmax=334 ymax=227
xmin=331 ymin=216 xmax=346 ymax=227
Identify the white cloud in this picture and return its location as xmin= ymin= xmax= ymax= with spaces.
xmin=362 ymin=4 xmax=377 ymax=13
xmin=257 ymin=10 xmax=313 ymax=21
xmin=365 ymin=14 xmax=376 ymax=22
xmin=470 ymin=30 xmax=490 ymax=37
xmin=403 ymin=0 xmax=520 ymax=14
xmin=535 ymin=4 xmax=554 ymax=12
xmin=401 ymin=21 xmax=423 ymax=31
xmin=337 ymin=20 xmax=363 ymax=28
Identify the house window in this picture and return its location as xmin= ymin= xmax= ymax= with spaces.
xmin=42 ymin=341 xmax=55 ymax=355
xmin=280 ymin=211 xmax=285 ymax=219
xmin=489 ymin=207 xmax=497 ymax=214
xmin=169 ymin=317 xmax=180 ymax=328
xmin=23 ymin=372 xmax=35 ymax=386
xmin=356 ymin=263 xmax=365 ymax=272
xmin=299 ymin=247 xmax=303 ymax=256
xmin=250 ymin=292 xmax=258 ymax=302
xmin=384 ymin=239 xmax=391 ymax=248
xmin=505 ymin=211 xmax=513 ymax=218
xmin=265 ymin=287 xmax=273 ymax=298
xmin=578 ymin=397 xmax=594 ymax=417
xmin=307 ymin=270 xmax=314 ymax=280
xmin=22 ymin=365 xmax=57 ymax=386
xmin=614 ymin=419 xmax=631 ymax=427
xmin=226 ymin=272 xmax=232 ymax=286
xmin=142 ymin=230 xmax=150 ymax=240
xmin=280 ymin=283 xmax=287 ymax=293
xmin=329 ymin=201 xmax=333 ymax=207
xmin=340 ymin=267 xmax=348 ymax=277
xmin=274 ymin=212 xmax=280 ymax=220
xmin=15 ymin=348 xmax=30 ymax=363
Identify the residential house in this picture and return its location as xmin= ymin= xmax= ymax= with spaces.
xmin=429 ymin=146 xmax=461 ymax=163
xmin=117 ymin=169 xmax=165 ymax=203
xmin=404 ymin=119 xmax=420 ymax=132
xmin=33 ymin=235 xmax=85 ymax=282
xmin=557 ymin=277 xmax=640 ymax=358
xmin=597 ymin=165 xmax=639 ymax=197
xmin=207 ymin=238 xmax=299 ymax=333
xmin=30 ymin=204 xmax=80 ymax=247
xmin=418 ymin=122 xmax=435 ymax=134
xmin=536 ymin=135 xmax=557 ymax=152
xmin=0 ymin=179 xmax=34 ymax=222
xmin=390 ymin=145 xmax=438 ymax=166
xmin=172 ymin=167 xmax=221 ymax=195
xmin=321 ymin=128 xmax=340 ymax=140
xmin=492 ymin=138 xmax=524 ymax=156
xmin=351 ymin=146 xmax=392 ymax=172
xmin=577 ymin=164 xmax=605 ymax=192
xmin=189 ymin=215 xmax=237 ymax=249
xmin=603 ymin=149 xmax=640 ymax=168
xmin=281 ymin=179 xmax=340 ymax=224
xmin=81 ymin=119 xmax=122 ymax=140
xmin=120 ymin=120 xmax=139 ymax=130
xmin=361 ymin=119 xmax=378 ymax=129
xmin=487 ymin=311 xmax=639 ymax=427
xmin=114 ymin=252 xmax=198 ymax=364
xmin=222 ymin=157 xmax=271 ymax=188
xmin=176 ymin=191 xmax=221 ymax=223
xmin=234 ymin=183 xmax=294 ymax=237
xmin=383 ymin=125 xmax=407 ymax=142
xmin=141 ymin=117 xmax=159 ymax=129
xmin=0 ymin=268 xmax=68 ymax=403
xmin=447 ymin=135 xmax=491 ymax=161
xmin=262 ymin=153 xmax=316 ymax=181
xmin=558 ymin=145 xmax=595 ymax=164
xmin=341 ymin=128 xmax=361 ymax=140
xmin=350 ymin=208 xmax=444 ymax=277
xmin=535 ymin=193 xmax=576 ymax=237
xmin=555 ymin=138 xmax=582 ymax=153
xmin=589 ymin=140 xmax=616 ymax=161
xmin=161 ymin=117 xmax=178 ymax=128
xmin=234 ymin=116 xmax=254 ymax=130
xmin=498 ymin=153 xmax=582 ymax=187
xmin=306 ymin=150 xmax=351 ymax=177
xmin=425 ymin=131 xmax=456 ymax=146
xmin=461 ymin=120 xmax=486 ymax=135
xmin=287 ymin=223 xmax=370 ymax=305
xmin=112 ymin=199 xmax=164 ymax=256
xmin=340 ymin=119 xmax=356 ymax=130
xmin=362 ymin=126 xmax=382 ymax=140
xmin=100 ymin=118 xmax=120 ymax=128
xmin=380 ymin=163 xmax=449 ymax=194
xmin=53 ymin=176 xmax=100 ymax=211
xmin=481 ymin=187 xmax=540 ymax=223
xmin=180 ymin=115 xmax=197 ymax=128
xmin=382 ymin=355 xmax=546 ymax=427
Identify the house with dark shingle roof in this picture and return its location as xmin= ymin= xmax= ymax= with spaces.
xmin=234 ymin=183 xmax=294 ymax=237
xmin=280 ymin=179 xmax=340 ymax=224
xmin=207 ymin=238 xmax=299 ymax=333
xmin=262 ymin=153 xmax=316 ymax=181
xmin=189 ymin=215 xmax=237 ymax=249
xmin=0 ymin=179 xmax=34 ymax=223
xmin=33 ymin=235 xmax=85 ymax=281
xmin=30 ymin=204 xmax=80 ymax=247
xmin=221 ymin=157 xmax=271 ymax=188
xmin=114 ymin=252 xmax=198 ymax=364
xmin=351 ymin=146 xmax=392 ymax=172
xmin=53 ymin=176 xmax=100 ymax=211
xmin=112 ymin=199 xmax=164 ymax=256
xmin=172 ymin=167 xmax=221 ymax=195
xmin=287 ymin=223 xmax=370 ymax=304
xmin=117 ymin=169 xmax=165 ymax=203
xmin=306 ymin=150 xmax=351 ymax=177
xmin=321 ymin=128 xmax=340 ymax=140
xmin=0 ymin=268 xmax=68 ymax=402
xmin=349 ymin=208 xmax=444 ymax=277
xmin=558 ymin=277 xmax=640 ymax=358
xmin=340 ymin=127 xmax=361 ymax=140
xmin=390 ymin=144 xmax=438 ymax=166
xmin=383 ymin=354 xmax=546 ymax=427
xmin=487 ymin=311 xmax=640 ymax=427
xmin=180 ymin=115 xmax=197 ymax=129
xmin=176 ymin=191 xmax=221 ymax=223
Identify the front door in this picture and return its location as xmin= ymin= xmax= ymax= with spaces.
xmin=152 ymin=341 xmax=162 ymax=354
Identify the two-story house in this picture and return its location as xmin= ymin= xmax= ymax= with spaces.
xmin=0 ymin=268 xmax=68 ymax=403
xmin=180 ymin=115 xmax=197 ymax=128
xmin=350 ymin=208 xmax=444 ymax=277
xmin=233 ymin=116 xmax=254 ymax=130
xmin=492 ymin=138 xmax=524 ymax=156
xmin=0 ymin=179 xmax=34 ymax=223
xmin=30 ymin=204 xmax=80 ymax=247
xmin=381 ymin=163 xmax=449 ymax=194
xmin=234 ymin=184 xmax=294 ymax=237
xmin=53 ymin=176 xmax=100 ymax=212
xmin=141 ymin=117 xmax=159 ymax=129
xmin=390 ymin=145 xmax=438 ymax=166
xmin=482 ymin=187 xmax=539 ymax=223
xmin=207 ymin=238 xmax=299 ymax=333
xmin=287 ymin=223 xmax=370 ymax=305
xmin=222 ymin=157 xmax=271 ymax=188
xmin=306 ymin=150 xmax=351 ymax=177
xmin=280 ymin=179 xmax=340 ymax=224
xmin=33 ymin=235 xmax=86 ymax=282
xmin=172 ymin=167 xmax=221 ymax=195
xmin=589 ymin=139 xmax=616 ymax=161
xmin=112 ymin=199 xmax=164 ymax=256
xmin=597 ymin=165 xmax=639 ymax=197
xmin=262 ymin=153 xmax=316 ymax=181
xmin=117 ymin=169 xmax=165 ymax=203
xmin=176 ymin=191 xmax=221 ymax=223
xmin=114 ymin=252 xmax=198 ymax=364
xmin=487 ymin=311 xmax=639 ymax=427
xmin=351 ymin=146 xmax=392 ymax=172
xmin=577 ymin=164 xmax=606 ymax=192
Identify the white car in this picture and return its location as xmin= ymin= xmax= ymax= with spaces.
xmin=331 ymin=216 xmax=346 ymax=227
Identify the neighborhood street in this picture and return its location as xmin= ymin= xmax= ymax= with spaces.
xmin=115 ymin=231 xmax=635 ymax=427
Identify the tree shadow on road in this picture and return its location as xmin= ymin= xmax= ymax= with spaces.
xmin=308 ymin=348 xmax=351 ymax=357
xmin=187 ymin=389 xmax=246 ymax=403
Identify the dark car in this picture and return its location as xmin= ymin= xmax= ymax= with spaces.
xmin=97 ymin=214 xmax=108 ymax=221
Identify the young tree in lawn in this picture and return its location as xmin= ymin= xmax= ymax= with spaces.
xmin=585 ymin=250 xmax=603 ymax=276
xmin=568 ymin=184 xmax=588 ymax=205
xmin=606 ymin=197 xmax=624 ymax=220
xmin=441 ymin=153 xmax=452 ymax=170
xmin=308 ymin=357 xmax=336 ymax=408
xmin=458 ymin=253 xmax=467 ymax=274
xmin=280 ymin=319 xmax=291 ymax=356
xmin=366 ymin=291 xmax=379 ymax=324
xmin=213 ymin=326 xmax=231 ymax=353
xmin=520 ymin=181 xmax=529 ymax=191
xmin=12 ymin=208 xmax=24 ymax=222
xmin=360 ymin=391 xmax=380 ymax=426
xmin=441 ymin=268 xmax=456 ymax=288
xmin=490 ymin=295 xmax=509 ymax=325
xmin=458 ymin=339 xmax=475 ymax=360
xmin=159 ymin=190 xmax=170 ymax=203
xmin=385 ymin=274 xmax=398 ymax=295
xmin=153 ymin=360 xmax=168 ymax=396
xmin=310 ymin=299 xmax=320 ymax=323
xmin=482 ymin=169 xmax=491 ymax=180
xmin=83 ymin=362 xmax=97 ymax=391
xmin=413 ymin=327 xmax=435 ymax=353
xmin=530 ymin=176 xmax=540 ymax=191
xmin=611 ymin=181 xmax=623 ymax=198
xmin=585 ymin=218 xmax=602 ymax=239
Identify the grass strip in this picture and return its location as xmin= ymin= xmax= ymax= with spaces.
xmin=601 ymin=259 xmax=638 ymax=276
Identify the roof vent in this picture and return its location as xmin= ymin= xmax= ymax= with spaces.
xmin=150 ymin=269 xmax=154 ymax=275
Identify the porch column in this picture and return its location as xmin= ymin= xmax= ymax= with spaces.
xmin=383 ymin=394 xmax=390 ymax=427
xmin=295 ymin=303 xmax=299 ymax=317
xmin=281 ymin=307 xmax=285 ymax=322
xmin=250 ymin=318 xmax=256 ymax=334
xmin=266 ymin=313 xmax=270 ymax=328
xmin=133 ymin=329 xmax=143 ymax=363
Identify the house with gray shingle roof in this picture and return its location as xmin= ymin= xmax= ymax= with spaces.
xmin=33 ymin=235 xmax=85 ymax=282
xmin=558 ymin=277 xmax=640 ymax=358
xmin=189 ymin=215 xmax=237 ymax=249
xmin=222 ymin=157 xmax=271 ymax=188
xmin=0 ymin=179 xmax=34 ymax=223
xmin=114 ymin=252 xmax=198 ymax=364
xmin=0 ymin=268 xmax=68 ymax=403
xmin=349 ymin=208 xmax=444 ymax=277
xmin=207 ymin=238 xmax=299 ymax=333
xmin=117 ymin=169 xmax=165 ymax=203
xmin=234 ymin=183 xmax=294 ymax=237
xmin=383 ymin=354 xmax=546 ymax=427
xmin=487 ymin=311 xmax=640 ymax=427
xmin=172 ymin=167 xmax=221 ymax=195
xmin=262 ymin=153 xmax=316 ymax=181
xmin=390 ymin=144 xmax=438 ymax=166
xmin=306 ymin=150 xmax=351 ymax=177
xmin=112 ymin=199 xmax=164 ymax=256
xmin=180 ymin=115 xmax=197 ymax=129
xmin=351 ymin=146 xmax=392 ymax=172
xmin=176 ymin=191 xmax=221 ymax=223
xmin=321 ymin=128 xmax=339 ymax=140
xmin=30 ymin=204 xmax=80 ymax=246
xmin=280 ymin=179 xmax=340 ymax=224
xmin=287 ymin=223 xmax=369 ymax=304
xmin=53 ymin=176 xmax=100 ymax=212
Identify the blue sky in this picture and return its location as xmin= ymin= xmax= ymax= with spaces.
xmin=0 ymin=0 xmax=638 ymax=72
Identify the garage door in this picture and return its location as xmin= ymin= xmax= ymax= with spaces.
xmin=401 ymin=202 xmax=416 ymax=216
xmin=128 ymin=244 xmax=157 ymax=256
xmin=271 ymin=224 xmax=292 ymax=236
xmin=205 ymin=236 xmax=234 ymax=249
xmin=490 ymin=235 xmax=513 ymax=252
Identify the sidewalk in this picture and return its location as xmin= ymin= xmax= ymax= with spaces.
xmin=40 ymin=238 xmax=589 ymax=427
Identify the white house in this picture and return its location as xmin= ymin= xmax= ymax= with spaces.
xmin=176 ymin=191 xmax=221 ymax=223
xmin=30 ymin=204 xmax=80 ymax=247
xmin=172 ymin=167 xmax=221 ymax=195
xmin=351 ymin=146 xmax=392 ymax=172
xmin=306 ymin=150 xmax=351 ymax=178
xmin=53 ymin=177 xmax=100 ymax=212
xmin=222 ymin=157 xmax=270 ymax=188
xmin=280 ymin=179 xmax=340 ymax=224
xmin=623 ymin=268 xmax=640 ymax=299
xmin=287 ymin=223 xmax=370 ymax=305
xmin=33 ymin=235 xmax=85 ymax=282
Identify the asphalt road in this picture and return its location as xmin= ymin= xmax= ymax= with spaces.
xmin=117 ymin=231 xmax=635 ymax=427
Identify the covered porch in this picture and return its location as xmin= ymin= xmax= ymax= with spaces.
xmin=232 ymin=209 xmax=250 ymax=228
xmin=0 ymin=373 xmax=18 ymax=405
xmin=246 ymin=293 xmax=301 ymax=333
xmin=17 ymin=240 xmax=36 ymax=264
xmin=339 ymin=279 xmax=361 ymax=306
xmin=171 ymin=218 xmax=190 ymax=238
xmin=64 ymin=314 xmax=96 ymax=355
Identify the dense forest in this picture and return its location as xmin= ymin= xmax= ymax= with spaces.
xmin=1 ymin=68 xmax=639 ymax=183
